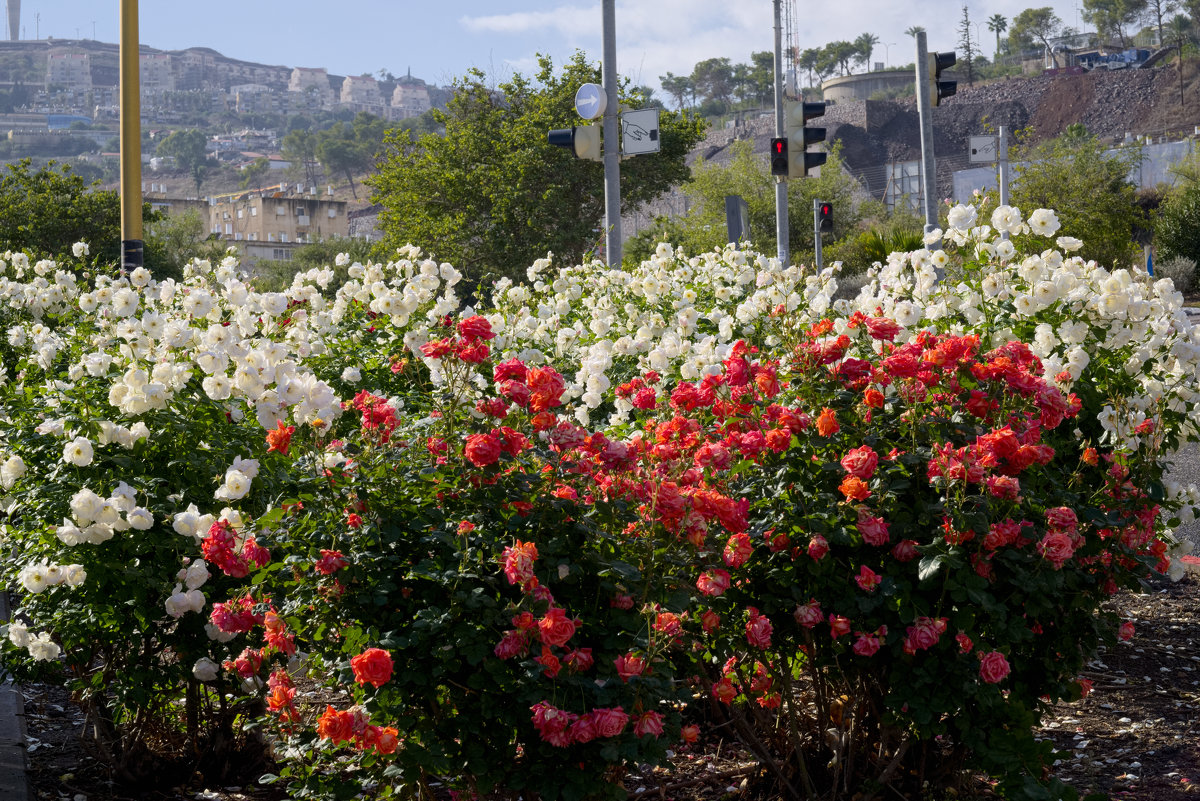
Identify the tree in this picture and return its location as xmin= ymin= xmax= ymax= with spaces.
xmin=1145 ymin=0 xmax=1179 ymax=43
xmin=1010 ymin=130 xmax=1145 ymax=269
xmin=156 ymin=129 xmax=210 ymax=195
xmin=659 ymin=71 xmax=693 ymax=110
xmin=238 ymin=157 xmax=271 ymax=191
xmin=691 ymin=57 xmax=735 ymax=111
xmin=625 ymin=141 xmax=881 ymax=266
xmin=143 ymin=208 xmax=228 ymax=281
xmin=1083 ymin=0 xmax=1149 ymax=47
xmin=369 ymin=52 xmax=708 ymax=284
xmin=905 ymin=26 xmax=926 ymax=38
xmin=281 ymin=128 xmax=320 ymax=186
xmin=797 ymin=48 xmax=824 ymax=90
xmin=987 ymin=14 xmax=1009 ymax=56
xmin=314 ymin=114 xmax=388 ymax=200
xmin=747 ymin=51 xmax=775 ymax=104
xmin=855 ymin=33 xmax=881 ymax=71
xmin=823 ymin=41 xmax=860 ymax=76
xmin=0 ymin=159 xmax=170 ymax=273
xmin=958 ymin=7 xmax=978 ymax=85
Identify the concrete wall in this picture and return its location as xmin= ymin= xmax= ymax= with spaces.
xmin=821 ymin=70 xmax=914 ymax=104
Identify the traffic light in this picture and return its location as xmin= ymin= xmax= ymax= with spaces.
xmin=817 ymin=201 xmax=833 ymax=234
xmin=769 ymin=137 xmax=788 ymax=176
xmin=928 ymin=51 xmax=957 ymax=106
xmin=784 ymin=100 xmax=827 ymax=179
xmin=547 ymin=125 xmax=602 ymax=162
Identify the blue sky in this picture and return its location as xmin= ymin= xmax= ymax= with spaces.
xmin=23 ymin=1 xmax=1093 ymax=95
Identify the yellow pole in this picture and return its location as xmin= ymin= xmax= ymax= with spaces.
xmin=119 ymin=0 xmax=142 ymax=270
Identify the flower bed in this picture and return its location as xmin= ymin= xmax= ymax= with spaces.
xmin=0 ymin=203 xmax=1196 ymax=800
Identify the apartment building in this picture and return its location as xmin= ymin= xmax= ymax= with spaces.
xmin=140 ymin=54 xmax=175 ymax=94
xmin=287 ymin=67 xmax=335 ymax=109
xmin=390 ymin=81 xmax=430 ymax=121
xmin=46 ymin=51 xmax=92 ymax=91
xmin=340 ymin=74 xmax=384 ymax=114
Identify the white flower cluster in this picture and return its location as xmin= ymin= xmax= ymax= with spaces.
xmin=215 ymin=456 xmax=260 ymax=501
xmin=58 ymin=481 xmax=154 ymax=545
xmin=6 ymin=621 xmax=60 ymax=662
xmin=17 ymin=561 xmax=85 ymax=593
xmin=165 ymin=559 xmax=211 ymax=618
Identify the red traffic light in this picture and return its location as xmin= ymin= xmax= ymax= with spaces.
xmin=769 ymin=137 xmax=788 ymax=176
xmin=817 ymin=201 xmax=833 ymax=234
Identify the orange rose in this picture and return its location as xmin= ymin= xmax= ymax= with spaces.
xmin=816 ymin=407 xmax=839 ymax=437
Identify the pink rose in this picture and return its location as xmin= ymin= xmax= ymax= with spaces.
xmin=794 ymin=600 xmax=822 ymax=629
xmin=903 ymin=617 xmax=948 ymax=654
xmin=852 ymin=632 xmax=881 ymax=657
xmin=840 ymin=445 xmax=879 ymax=480
xmin=828 ymin=614 xmax=851 ymax=639
xmin=613 ymin=652 xmax=647 ymax=681
xmin=857 ymin=510 xmax=890 ymax=546
xmin=1036 ymin=530 xmax=1075 ymax=569
xmin=745 ymin=610 xmax=773 ymax=649
xmin=807 ymin=534 xmax=829 ymax=561
xmin=696 ymin=569 xmax=731 ymax=597
xmin=1045 ymin=506 xmax=1078 ymax=532
xmin=855 ymin=564 xmax=881 ymax=592
xmin=723 ymin=532 xmax=753 ymax=568
xmin=1118 ymin=621 xmax=1135 ymax=641
xmin=978 ymin=651 xmax=1010 ymax=684
xmin=590 ymin=706 xmax=629 ymax=738
xmin=634 ymin=710 xmax=665 ymax=738
xmin=891 ymin=539 xmax=919 ymax=562
xmin=569 ymin=714 xmax=598 ymax=744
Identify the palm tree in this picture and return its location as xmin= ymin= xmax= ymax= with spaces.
xmin=855 ymin=32 xmax=881 ymax=72
xmin=905 ymin=25 xmax=925 ymax=39
xmin=987 ymin=14 xmax=1008 ymax=58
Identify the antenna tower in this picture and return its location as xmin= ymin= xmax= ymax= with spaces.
xmin=783 ymin=0 xmax=799 ymax=97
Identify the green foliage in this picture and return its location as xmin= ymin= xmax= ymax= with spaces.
xmin=251 ymin=236 xmax=374 ymax=291
xmin=624 ymin=140 xmax=882 ymax=266
xmin=238 ymin=157 xmax=272 ymax=191
xmin=144 ymin=208 xmax=230 ymax=282
xmin=1009 ymin=132 xmax=1145 ymax=269
xmin=369 ymin=52 xmax=707 ymax=284
xmin=0 ymin=159 xmax=170 ymax=272
xmin=313 ymin=112 xmax=389 ymax=199
xmin=1155 ymin=182 xmax=1200 ymax=265
xmin=156 ymin=129 xmax=211 ymax=195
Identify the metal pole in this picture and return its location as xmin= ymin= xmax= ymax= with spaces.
xmin=813 ymin=198 xmax=824 ymax=270
xmin=772 ymin=0 xmax=789 ymax=265
xmin=998 ymin=125 xmax=1010 ymax=207
xmin=119 ymin=0 xmax=143 ymax=272
xmin=601 ymin=0 xmax=622 ymax=268
xmin=914 ymin=31 xmax=939 ymax=245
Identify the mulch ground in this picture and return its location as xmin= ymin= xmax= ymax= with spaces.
xmin=21 ymin=569 xmax=1200 ymax=801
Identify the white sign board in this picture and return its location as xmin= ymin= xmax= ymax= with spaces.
xmin=621 ymin=108 xmax=661 ymax=155
xmin=574 ymin=83 xmax=606 ymax=120
xmin=969 ymin=135 xmax=998 ymax=163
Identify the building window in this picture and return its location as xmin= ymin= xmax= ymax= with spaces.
xmin=327 ymin=208 xmax=337 ymax=218
xmin=237 ymin=209 xmax=244 ymax=219
xmin=250 ymin=207 xmax=257 ymax=216
xmin=273 ymin=248 xmax=287 ymax=260
xmin=281 ymin=233 xmax=288 ymax=243
xmin=225 ymin=223 xmax=232 ymax=235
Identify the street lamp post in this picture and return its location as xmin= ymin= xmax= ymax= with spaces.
xmin=883 ymin=42 xmax=897 ymax=68
xmin=119 ymin=0 xmax=142 ymax=271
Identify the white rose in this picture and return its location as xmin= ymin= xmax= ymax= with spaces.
xmin=28 ymin=632 xmax=61 ymax=662
xmin=7 ymin=620 xmax=30 ymax=648
xmin=184 ymin=560 xmax=211 ymax=590
xmin=1 ymin=454 xmax=27 ymax=489
xmin=127 ymin=508 xmax=154 ymax=530
xmin=72 ymin=241 xmax=89 ymax=258
xmin=193 ymin=657 xmax=220 ymax=682
xmin=70 ymin=488 xmax=104 ymax=524
xmin=341 ymin=366 xmax=361 ymax=383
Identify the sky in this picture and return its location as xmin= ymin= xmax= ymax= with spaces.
xmin=19 ymin=1 xmax=1094 ymax=96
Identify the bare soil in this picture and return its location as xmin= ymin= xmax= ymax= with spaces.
xmin=22 ymin=571 xmax=1200 ymax=801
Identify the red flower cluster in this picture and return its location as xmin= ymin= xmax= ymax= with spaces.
xmin=530 ymin=701 xmax=637 ymax=747
xmin=202 ymin=520 xmax=270 ymax=578
xmin=316 ymin=705 xmax=400 ymax=754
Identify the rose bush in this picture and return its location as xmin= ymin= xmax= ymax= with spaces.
xmin=0 ymin=202 xmax=1196 ymax=800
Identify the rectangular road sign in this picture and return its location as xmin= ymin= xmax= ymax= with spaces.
xmin=969 ymin=135 xmax=998 ymax=163
xmin=621 ymin=108 xmax=660 ymax=155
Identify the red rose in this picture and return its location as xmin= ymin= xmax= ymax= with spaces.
xmin=456 ymin=315 xmax=495 ymax=342
xmin=978 ymin=651 xmax=1010 ymax=684
xmin=745 ymin=610 xmax=773 ymax=649
xmin=794 ymin=600 xmax=822 ymax=629
xmin=723 ymin=532 xmax=753 ymax=568
xmin=463 ymin=433 xmax=502 ymax=467
xmin=350 ymin=647 xmax=394 ymax=688
xmin=1036 ymin=530 xmax=1075 ymax=569
xmin=852 ymin=632 xmax=881 ymax=656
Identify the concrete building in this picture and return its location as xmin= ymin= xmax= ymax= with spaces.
xmin=140 ymin=54 xmax=175 ymax=94
xmin=46 ymin=51 xmax=91 ymax=91
xmin=340 ymin=74 xmax=383 ymax=113
xmin=6 ymin=0 xmax=18 ymax=42
xmin=390 ymin=81 xmax=430 ymax=120
xmin=288 ymin=66 xmax=334 ymax=109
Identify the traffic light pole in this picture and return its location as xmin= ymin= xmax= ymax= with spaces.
xmin=601 ymin=0 xmax=622 ymax=268
xmin=914 ymin=31 xmax=939 ymax=247
xmin=772 ymin=0 xmax=788 ymax=266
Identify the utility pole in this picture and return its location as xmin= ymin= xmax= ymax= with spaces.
xmin=120 ymin=0 xmax=143 ymax=272
xmin=772 ymin=0 xmax=789 ymax=265
xmin=601 ymin=0 xmax=622 ymax=268
xmin=914 ymin=30 xmax=939 ymax=245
